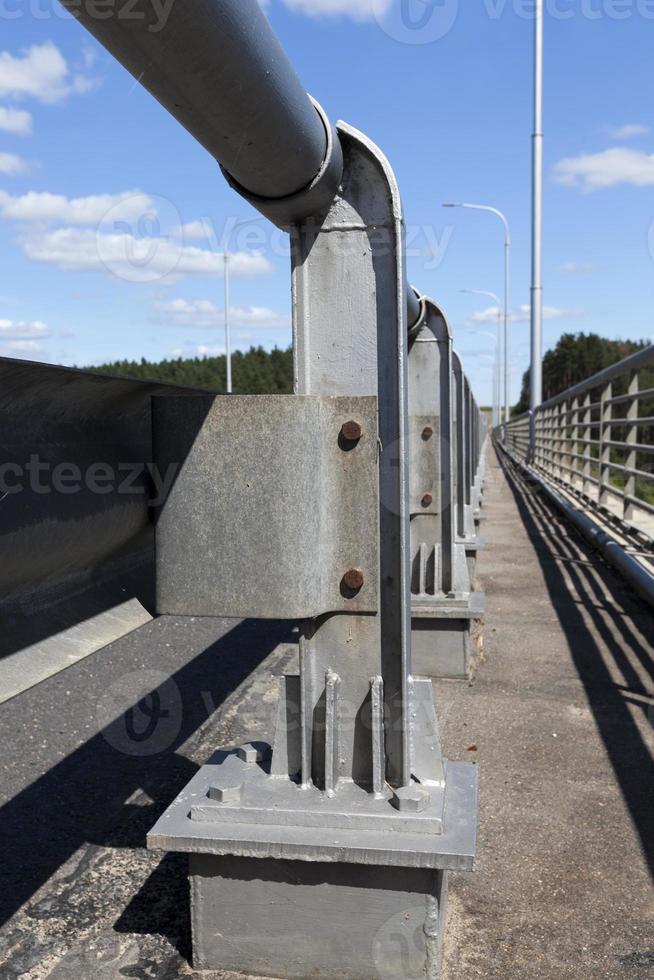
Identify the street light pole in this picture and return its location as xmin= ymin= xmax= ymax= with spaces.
xmin=460 ymin=289 xmax=502 ymax=428
xmin=221 ymin=215 xmax=265 ymax=395
xmin=223 ymin=251 xmax=232 ymax=394
xmin=443 ymin=202 xmax=511 ymax=423
xmin=530 ymin=0 xmax=544 ymax=454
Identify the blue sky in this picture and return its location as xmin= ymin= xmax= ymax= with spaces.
xmin=0 ymin=0 xmax=653 ymax=406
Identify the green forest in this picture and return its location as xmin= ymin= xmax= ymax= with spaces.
xmin=92 ymin=346 xmax=294 ymax=394
xmin=92 ymin=333 xmax=650 ymax=415
xmin=513 ymin=332 xmax=649 ymax=416
xmin=92 ymin=332 xmax=652 ymax=505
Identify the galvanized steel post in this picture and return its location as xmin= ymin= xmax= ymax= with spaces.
xmin=408 ymin=301 xmax=484 ymax=679
xmin=148 ymin=118 xmax=478 ymax=980
xmin=452 ymin=349 xmax=484 ymax=579
xmin=61 ymin=2 xmax=478 ymax=974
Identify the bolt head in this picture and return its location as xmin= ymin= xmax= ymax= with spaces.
xmin=392 ymin=784 xmax=430 ymax=813
xmin=340 ymin=420 xmax=363 ymax=442
xmin=209 ymin=783 xmax=243 ymax=804
xmin=421 ymin=493 xmax=433 ymax=508
xmin=237 ymin=743 xmax=265 ymax=764
xmin=421 ymin=426 xmax=434 ymax=440
xmin=342 ymin=568 xmax=365 ymax=593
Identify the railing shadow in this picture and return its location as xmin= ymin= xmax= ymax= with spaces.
xmin=497 ymin=447 xmax=654 ymax=873
xmin=0 ymin=616 xmax=295 ymax=928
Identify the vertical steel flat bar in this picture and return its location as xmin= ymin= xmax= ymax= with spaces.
xmin=439 ymin=327 xmax=455 ymax=594
xmin=452 ymin=353 xmax=466 ymax=540
xmin=599 ymin=382 xmax=613 ymax=507
xmin=535 ymin=407 xmax=543 ymax=468
xmin=370 ymin=676 xmax=385 ymax=798
xmin=464 ymin=379 xmax=473 ymax=508
xmin=582 ymin=392 xmax=592 ymax=496
xmin=624 ymin=370 xmax=639 ymax=522
xmin=571 ymin=396 xmax=580 ymax=488
xmin=556 ymin=401 xmax=564 ymax=480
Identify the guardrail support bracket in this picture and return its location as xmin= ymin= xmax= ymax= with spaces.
xmin=148 ymin=123 xmax=478 ymax=978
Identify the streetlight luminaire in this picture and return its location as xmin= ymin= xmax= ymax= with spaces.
xmin=443 ymin=202 xmax=511 ymax=423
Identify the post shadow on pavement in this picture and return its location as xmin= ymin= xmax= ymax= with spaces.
xmin=0 ymin=617 xmax=296 ymax=928
xmin=114 ymin=850 xmax=192 ymax=964
xmin=497 ymin=448 xmax=654 ymax=874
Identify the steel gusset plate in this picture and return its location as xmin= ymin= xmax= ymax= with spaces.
xmin=153 ymin=394 xmax=379 ymax=619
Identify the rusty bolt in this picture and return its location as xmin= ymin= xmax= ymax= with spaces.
xmin=340 ymin=420 xmax=363 ymax=442
xmin=421 ymin=493 xmax=433 ymax=508
xmin=421 ymin=426 xmax=434 ymax=440
xmin=342 ymin=568 xmax=365 ymax=592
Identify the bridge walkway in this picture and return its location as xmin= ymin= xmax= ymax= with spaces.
xmin=440 ymin=444 xmax=653 ymax=979
xmin=0 ymin=445 xmax=651 ymax=979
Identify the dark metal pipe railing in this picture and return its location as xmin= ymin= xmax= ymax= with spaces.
xmin=61 ymin=0 xmax=327 ymax=202
xmin=60 ymin=0 xmax=422 ymax=326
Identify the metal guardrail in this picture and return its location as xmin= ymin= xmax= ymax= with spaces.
xmin=499 ymin=345 xmax=654 ymax=538
xmin=496 ymin=346 xmax=654 ymax=606
xmin=0 ymin=358 xmax=211 ymax=702
xmin=28 ymin=2 xmax=488 ymax=976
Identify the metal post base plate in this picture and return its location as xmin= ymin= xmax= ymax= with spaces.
xmin=189 ymin=853 xmax=448 ymax=979
xmin=148 ymin=757 xmax=477 ymax=871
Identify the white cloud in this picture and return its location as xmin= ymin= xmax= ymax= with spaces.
xmin=281 ymin=0 xmax=387 ymax=20
xmin=231 ymin=304 xmax=291 ymax=326
xmin=0 ymin=332 xmax=50 ymax=361
xmin=0 ymin=153 xmax=28 ymax=176
xmin=0 ymin=42 xmax=95 ymax=105
xmin=81 ymin=45 xmax=97 ymax=72
xmin=23 ymin=227 xmax=272 ymax=283
xmin=0 ymin=188 xmax=154 ymax=225
xmin=3 ymin=339 xmax=44 ymax=353
xmin=156 ymin=297 xmax=290 ymax=328
xmin=171 ymin=342 xmax=225 ymax=358
xmin=469 ymin=305 xmax=584 ymax=325
xmin=0 ymin=318 xmax=50 ymax=339
xmin=0 ymin=188 xmax=274 ymax=283
xmin=561 ymin=261 xmax=594 ymax=275
xmin=0 ymin=106 xmax=32 ymax=135
xmin=179 ymin=219 xmax=212 ymax=241
xmin=553 ymin=147 xmax=654 ymax=190
xmin=605 ymin=124 xmax=649 ymax=140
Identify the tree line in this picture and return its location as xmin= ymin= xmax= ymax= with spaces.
xmin=93 ymin=333 xmax=651 ymax=410
xmin=513 ymin=332 xmax=649 ymax=416
xmin=91 ymin=346 xmax=294 ymax=393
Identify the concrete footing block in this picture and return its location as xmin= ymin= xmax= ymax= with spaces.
xmin=410 ymin=591 xmax=484 ymax=679
xmin=190 ymin=854 xmax=448 ymax=979
xmin=412 ymin=618 xmax=471 ymax=679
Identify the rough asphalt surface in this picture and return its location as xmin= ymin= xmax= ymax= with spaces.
xmin=0 ymin=445 xmax=652 ymax=979
xmin=441 ymin=448 xmax=653 ymax=979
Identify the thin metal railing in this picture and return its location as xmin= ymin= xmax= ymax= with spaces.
xmin=497 ymin=345 xmax=654 ymax=540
